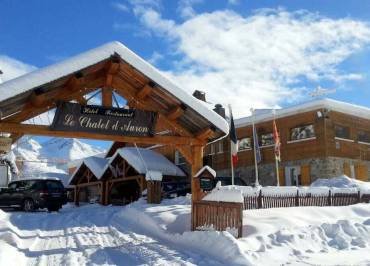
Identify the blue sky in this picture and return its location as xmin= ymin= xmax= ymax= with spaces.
xmin=1 ymin=0 xmax=370 ymax=149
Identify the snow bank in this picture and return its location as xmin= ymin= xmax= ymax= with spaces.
xmin=312 ymin=175 xmax=370 ymax=195
xmin=298 ymin=186 xmax=330 ymax=196
xmin=0 ymin=195 xmax=370 ymax=265
xmin=203 ymin=185 xmax=244 ymax=203
xmin=262 ymin=186 xmax=297 ymax=196
xmin=242 ymin=204 xmax=370 ymax=265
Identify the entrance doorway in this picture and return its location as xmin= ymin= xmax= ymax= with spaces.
xmin=109 ymin=180 xmax=141 ymax=205
xmin=285 ymin=166 xmax=301 ymax=186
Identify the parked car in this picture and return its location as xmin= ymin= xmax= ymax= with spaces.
xmin=214 ymin=176 xmax=247 ymax=186
xmin=0 ymin=178 xmax=68 ymax=212
xmin=162 ymin=181 xmax=191 ymax=198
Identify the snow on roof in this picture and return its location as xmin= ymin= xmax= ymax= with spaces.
xmin=145 ymin=170 xmax=163 ymax=181
xmin=69 ymin=156 xmax=109 ymax=185
xmin=0 ymin=41 xmax=229 ymax=135
xmin=105 ymin=147 xmax=186 ymax=177
xmin=194 ymin=165 xmax=216 ymax=178
xmin=235 ymin=98 xmax=370 ymax=128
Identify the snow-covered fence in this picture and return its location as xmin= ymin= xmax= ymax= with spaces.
xmin=192 ymin=200 xmax=243 ymax=238
xmin=241 ymin=187 xmax=369 ymax=210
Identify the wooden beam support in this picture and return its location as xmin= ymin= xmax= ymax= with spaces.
xmin=102 ymin=87 xmax=113 ymax=107
xmin=112 ymin=80 xmax=193 ymax=137
xmin=196 ymin=127 xmax=214 ymax=140
xmin=3 ymin=76 xmax=104 ymax=123
xmin=105 ymin=61 xmax=120 ymax=87
xmin=167 ymin=106 xmax=184 ymax=121
xmin=0 ymin=122 xmax=205 ymax=146
xmin=191 ymin=145 xmax=204 ymax=203
xmin=75 ymin=95 xmax=87 ymax=106
xmin=136 ymin=84 xmax=153 ymax=100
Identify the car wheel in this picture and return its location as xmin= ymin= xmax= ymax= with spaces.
xmin=23 ymin=199 xmax=35 ymax=212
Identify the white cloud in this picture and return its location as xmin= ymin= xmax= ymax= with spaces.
xmin=177 ymin=0 xmax=203 ymax=19
xmin=112 ymin=2 xmax=130 ymax=12
xmin=148 ymin=51 xmax=164 ymax=64
xmin=0 ymin=55 xmax=36 ymax=83
xmin=129 ymin=7 xmax=370 ymax=117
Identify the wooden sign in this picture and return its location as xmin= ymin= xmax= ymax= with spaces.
xmin=50 ymin=102 xmax=157 ymax=137
xmin=200 ymin=177 xmax=214 ymax=191
xmin=0 ymin=137 xmax=12 ymax=154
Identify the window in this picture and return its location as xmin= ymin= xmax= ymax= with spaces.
xmin=335 ymin=125 xmax=350 ymax=139
xmin=290 ymin=124 xmax=315 ymax=141
xmin=239 ymin=138 xmax=252 ymax=150
xmin=358 ymin=130 xmax=370 ymax=143
xmin=217 ymin=141 xmax=224 ymax=153
xmin=261 ymin=133 xmax=274 ymax=146
xmin=210 ymin=144 xmax=215 ymax=154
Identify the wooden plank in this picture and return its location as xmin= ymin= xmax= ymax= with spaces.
xmin=196 ymin=128 xmax=214 ymax=140
xmin=167 ymin=106 xmax=184 ymax=121
xmin=191 ymin=145 xmax=204 ymax=203
xmin=0 ymin=122 xmax=204 ymax=146
xmin=102 ymin=87 xmax=113 ymax=107
xmin=136 ymin=84 xmax=153 ymax=100
xmin=113 ymin=81 xmax=194 ymax=137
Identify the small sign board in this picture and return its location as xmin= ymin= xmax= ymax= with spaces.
xmin=50 ymin=102 xmax=158 ymax=137
xmin=200 ymin=177 xmax=214 ymax=191
xmin=0 ymin=137 xmax=12 ymax=154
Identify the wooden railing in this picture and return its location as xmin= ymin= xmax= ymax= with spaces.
xmin=192 ymin=200 xmax=243 ymax=238
xmin=243 ymin=190 xmax=370 ymax=210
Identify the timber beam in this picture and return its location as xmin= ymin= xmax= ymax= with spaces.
xmin=136 ymin=84 xmax=153 ymax=100
xmin=167 ymin=106 xmax=184 ymax=121
xmin=0 ymin=122 xmax=205 ymax=146
xmin=196 ymin=127 xmax=214 ymax=140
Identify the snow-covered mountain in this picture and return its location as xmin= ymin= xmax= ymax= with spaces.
xmin=12 ymin=137 xmax=106 ymax=185
xmin=14 ymin=137 xmax=105 ymax=162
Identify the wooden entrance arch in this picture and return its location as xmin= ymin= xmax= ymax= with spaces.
xmin=0 ymin=42 xmax=229 ymax=203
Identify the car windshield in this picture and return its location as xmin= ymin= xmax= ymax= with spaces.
xmin=46 ymin=181 xmax=64 ymax=190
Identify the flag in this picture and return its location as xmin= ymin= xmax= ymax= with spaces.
xmin=229 ymin=107 xmax=238 ymax=167
xmin=273 ymin=120 xmax=281 ymax=162
xmin=253 ymin=125 xmax=262 ymax=163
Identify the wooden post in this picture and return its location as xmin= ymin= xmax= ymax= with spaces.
xmin=295 ymin=190 xmax=299 ymax=206
xmin=257 ymin=190 xmax=262 ymax=209
xmin=147 ymin=181 xmax=162 ymax=204
xmin=328 ymin=190 xmax=332 ymax=206
xmin=191 ymin=145 xmax=204 ymax=203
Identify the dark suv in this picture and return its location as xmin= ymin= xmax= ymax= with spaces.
xmin=0 ymin=179 xmax=67 ymax=212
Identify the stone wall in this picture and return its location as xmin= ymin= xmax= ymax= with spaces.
xmin=216 ymin=156 xmax=370 ymax=186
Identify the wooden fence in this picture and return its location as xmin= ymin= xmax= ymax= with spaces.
xmin=192 ymin=190 xmax=370 ymax=238
xmin=243 ymin=190 xmax=370 ymax=210
xmin=192 ymin=200 xmax=243 ymax=238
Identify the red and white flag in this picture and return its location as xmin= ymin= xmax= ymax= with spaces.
xmin=273 ymin=120 xmax=281 ymax=162
xmin=229 ymin=107 xmax=238 ymax=167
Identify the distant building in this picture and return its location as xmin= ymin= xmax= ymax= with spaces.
xmin=204 ymin=99 xmax=370 ymax=186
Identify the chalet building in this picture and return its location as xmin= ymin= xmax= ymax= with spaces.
xmin=204 ymin=99 xmax=370 ymax=186
xmin=69 ymin=147 xmax=186 ymax=205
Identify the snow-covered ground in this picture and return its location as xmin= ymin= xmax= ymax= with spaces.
xmin=0 ymin=196 xmax=370 ymax=265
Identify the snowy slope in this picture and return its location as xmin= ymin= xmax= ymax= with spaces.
xmin=12 ymin=137 xmax=105 ymax=185
xmin=0 ymin=196 xmax=369 ymax=265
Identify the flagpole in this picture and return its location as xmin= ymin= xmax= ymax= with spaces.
xmin=273 ymin=110 xmax=280 ymax=186
xmin=228 ymin=104 xmax=235 ymax=185
xmin=251 ymin=108 xmax=259 ymax=186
